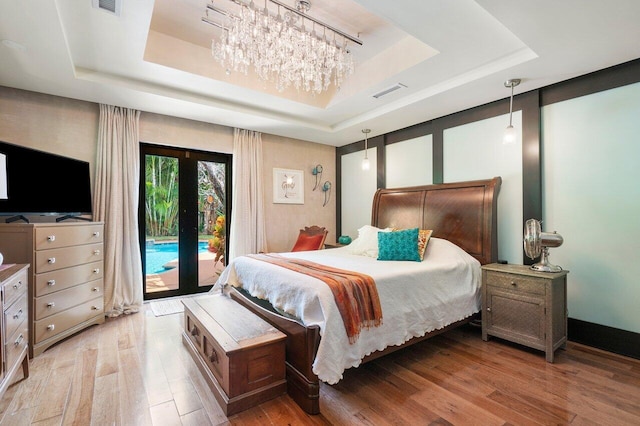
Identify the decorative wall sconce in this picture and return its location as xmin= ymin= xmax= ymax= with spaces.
xmin=361 ymin=129 xmax=371 ymax=170
xmin=503 ymin=78 xmax=521 ymax=144
xmin=322 ymin=181 xmax=331 ymax=207
xmin=312 ymin=164 xmax=323 ymax=190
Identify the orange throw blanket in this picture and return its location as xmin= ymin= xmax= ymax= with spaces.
xmin=249 ymin=253 xmax=383 ymax=343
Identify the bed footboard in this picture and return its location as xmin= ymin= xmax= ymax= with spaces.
xmin=229 ymin=286 xmax=321 ymax=414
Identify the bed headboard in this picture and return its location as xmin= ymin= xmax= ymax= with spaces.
xmin=371 ymin=177 xmax=501 ymax=265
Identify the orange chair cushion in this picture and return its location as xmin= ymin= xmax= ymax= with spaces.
xmin=291 ymin=233 xmax=326 ymax=252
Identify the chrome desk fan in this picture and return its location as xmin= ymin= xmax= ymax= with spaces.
xmin=523 ymin=219 xmax=564 ymax=272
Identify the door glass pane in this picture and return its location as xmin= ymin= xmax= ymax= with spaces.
xmin=198 ymin=160 xmax=226 ymax=287
xmin=144 ymin=154 xmax=179 ymax=293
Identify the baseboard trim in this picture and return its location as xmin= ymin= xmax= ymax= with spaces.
xmin=568 ymin=318 xmax=640 ymax=360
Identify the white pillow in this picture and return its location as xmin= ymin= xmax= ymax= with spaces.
xmin=348 ymin=225 xmax=392 ymax=257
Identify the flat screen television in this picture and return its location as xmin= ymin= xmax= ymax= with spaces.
xmin=0 ymin=141 xmax=93 ymax=220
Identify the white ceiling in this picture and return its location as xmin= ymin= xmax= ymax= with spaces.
xmin=1 ymin=0 xmax=640 ymax=147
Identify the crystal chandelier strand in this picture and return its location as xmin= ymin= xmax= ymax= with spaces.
xmin=205 ymin=0 xmax=356 ymax=94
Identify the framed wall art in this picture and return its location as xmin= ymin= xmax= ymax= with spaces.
xmin=273 ymin=168 xmax=304 ymax=204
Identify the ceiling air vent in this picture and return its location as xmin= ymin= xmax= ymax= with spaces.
xmin=372 ymin=83 xmax=407 ymax=99
xmin=92 ymin=0 xmax=122 ymax=16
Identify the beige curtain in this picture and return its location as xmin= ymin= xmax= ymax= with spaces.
xmin=93 ymin=104 xmax=143 ymax=316
xmin=229 ymin=128 xmax=268 ymax=259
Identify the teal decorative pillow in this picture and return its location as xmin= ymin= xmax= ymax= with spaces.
xmin=377 ymin=228 xmax=421 ymax=261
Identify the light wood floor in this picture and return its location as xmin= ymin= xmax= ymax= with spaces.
xmin=1 ymin=303 xmax=639 ymax=425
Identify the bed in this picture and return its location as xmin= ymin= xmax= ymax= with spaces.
xmin=216 ymin=177 xmax=501 ymax=414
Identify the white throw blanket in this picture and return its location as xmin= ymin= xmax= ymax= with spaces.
xmin=212 ymin=237 xmax=481 ymax=384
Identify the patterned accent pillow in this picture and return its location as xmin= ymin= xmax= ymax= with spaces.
xmin=418 ymin=229 xmax=433 ymax=261
xmin=377 ymin=227 xmax=421 ymax=261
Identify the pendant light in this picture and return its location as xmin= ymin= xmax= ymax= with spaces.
xmin=503 ymin=79 xmax=521 ymax=144
xmin=361 ymin=129 xmax=371 ymax=171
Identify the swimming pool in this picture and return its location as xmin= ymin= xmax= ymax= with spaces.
xmin=145 ymin=241 xmax=209 ymax=274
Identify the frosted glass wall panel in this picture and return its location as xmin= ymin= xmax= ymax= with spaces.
xmin=443 ymin=112 xmax=523 ymax=264
xmin=341 ymin=147 xmax=378 ymax=240
xmin=385 ymin=135 xmax=433 ymax=188
xmin=542 ymin=82 xmax=640 ymax=333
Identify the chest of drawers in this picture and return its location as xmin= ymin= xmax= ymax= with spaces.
xmin=0 ymin=264 xmax=30 ymax=399
xmin=0 ymin=222 xmax=105 ymax=357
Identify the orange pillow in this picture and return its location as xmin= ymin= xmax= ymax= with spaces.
xmin=418 ymin=229 xmax=433 ymax=260
xmin=292 ymin=233 xmax=326 ymax=252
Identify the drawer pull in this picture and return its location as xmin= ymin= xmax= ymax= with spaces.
xmin=47 ymin=302 xmax=56 ymax=308
xmin=209 ymin=350 xmax=218 ymax=364
xmin=13 ymin=281 xmax=23 ymax=290
xmin=13 ymin=309 xmax=23 ymax=320
xmin=93 ymin=231 xmax=100 ymax=237
xmin=48 ymin=257 xmax=56 ymax=264
xmin=92 ymin=287 xmax=100 ymax=292
xmin=48 ymin=279 xmax=56 ymax=286
xmin=190 ymin=326 xmax=199 ymax=337
xmin=47 ymin=324 xmax=55 ymax=331
xmin=14 ymin=334 xmax=24 ymax=346
xmin=93 ymin=268 xmax=100 ymax=274
xmin=91 ymin=305 xmax=100 ymax=310
xmin=47 ymin=235 xmax=56 ymax=242
xmin=93 ymin=250 xmax=101 ymax=256
xmin=487 ymin=307 xmax=492 ymax=312
xmin=510 ymin=281 xmax=517 ymax=286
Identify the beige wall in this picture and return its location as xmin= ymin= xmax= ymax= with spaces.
xmin=262 ymin=134 xmax=336 ymax=252
xmin=0 ymin=86 xmax=335 ymax=251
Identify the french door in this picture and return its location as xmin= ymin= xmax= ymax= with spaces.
xmin=139 ymin=144 xmax=231 ymax=300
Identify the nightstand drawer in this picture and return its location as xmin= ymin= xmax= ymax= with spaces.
xmin=484 ymin=270 xmax=544 ymax=295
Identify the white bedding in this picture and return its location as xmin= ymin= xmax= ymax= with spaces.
xmin=212 ymin=237 xmax=481 ymax=385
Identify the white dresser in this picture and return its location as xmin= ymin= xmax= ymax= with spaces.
xmin=0 ymin=222 xmax=105 ymax=357
xmin=0 ymin=264 xmax=29 ymax=399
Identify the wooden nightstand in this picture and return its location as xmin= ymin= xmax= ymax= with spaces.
xmin=323 ymin=242 xmax=345 ymax=249
xmin=481 ymin=263 xmax=568 ymax=362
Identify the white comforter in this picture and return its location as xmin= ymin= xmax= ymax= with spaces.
xmin=212 ymin=237 xmax=481 ymax=384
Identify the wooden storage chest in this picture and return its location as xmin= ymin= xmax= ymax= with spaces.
xmin=182 ymin=294 xmax=287 ymax=416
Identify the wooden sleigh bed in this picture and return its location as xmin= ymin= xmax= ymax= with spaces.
xmin=229 ymin=177 xmax=501 ymax=414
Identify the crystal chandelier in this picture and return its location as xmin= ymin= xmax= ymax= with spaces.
xmin=203 ymin=0 xmax=360 ymax=94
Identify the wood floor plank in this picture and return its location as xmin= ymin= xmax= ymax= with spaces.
xmin=32 ymin=365 xmax=74 ymax=423
xmin=180 ymin=408 xmax=214 ymax=426
xmin=62 ymin=348 xmax=98 ymax=426
xmin=149 ymin=400 xmax=182 ymax=426
xmin=1 ymin=304 xmax=639 ymax=425
xmin=184 ymin=360 xmax=228 ymax=425
xmin=381 ymin=351 xmax=542 ymax=426
xmin=90 ymin=373 xmax=120 ymax=426
xmin=96 ymin=317 xmax=120 ymax=377
xmin=117 ymin=347 xmax=152 ymax=426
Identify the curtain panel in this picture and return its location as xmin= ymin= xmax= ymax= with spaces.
xmin=229 ymin=128 xmax=268 ymax=259
xmin=94 ymin=104 xmax=143 ymax=316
